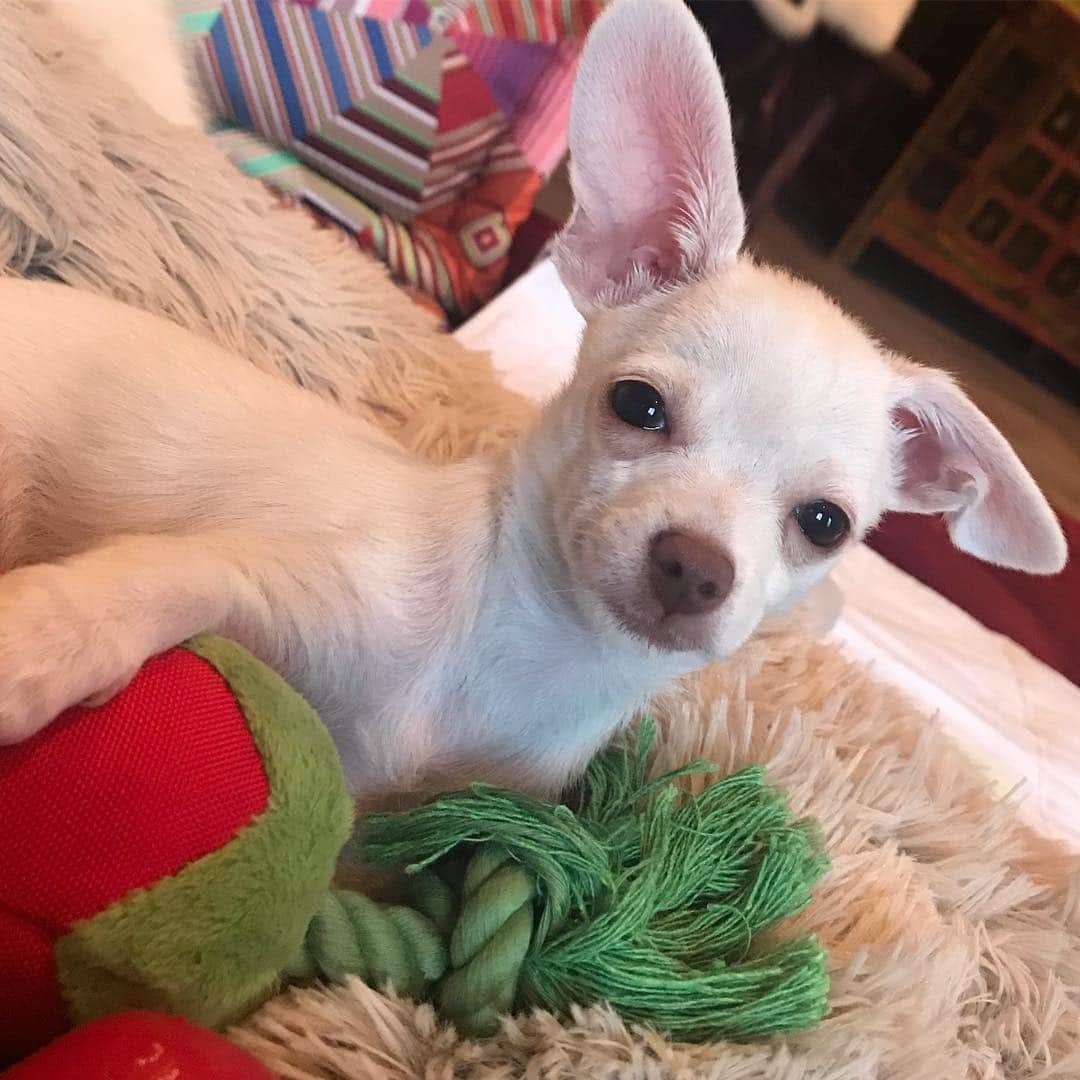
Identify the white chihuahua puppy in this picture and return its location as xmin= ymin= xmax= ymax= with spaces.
xmin=0 ymin=0 xmax=1065 ymax=798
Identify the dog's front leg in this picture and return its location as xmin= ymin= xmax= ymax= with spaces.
xmin=0 ymin=532 xmax=280 ymax=744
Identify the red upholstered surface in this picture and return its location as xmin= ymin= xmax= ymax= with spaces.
xmin=867 ymin=510 xmax=1079 ymax=686
xmin=0 ymin=648 xmax=270 ymax=1062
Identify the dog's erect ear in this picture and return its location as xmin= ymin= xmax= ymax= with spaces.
xmin=888 ymin=362 xmax=1066 ymax=574
xmin=553 ymin=0 xmax=744 ymax=313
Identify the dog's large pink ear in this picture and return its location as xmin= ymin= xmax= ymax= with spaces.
xmin=553 ymin=0 xmax=745 ymax=313
xmin=889 ymin=365 xmax=1066 ymax=574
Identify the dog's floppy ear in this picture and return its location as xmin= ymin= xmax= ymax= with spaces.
xmin=553 ymin=0 xmax=744 ymax=313
xmin=888 ymin=361 xmax=1066 ymax=574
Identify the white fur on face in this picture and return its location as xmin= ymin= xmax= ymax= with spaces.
xmin=542 ymin=0 xmax=1064 ymax=668
xmin=533 ymin=260 xmax=900 ymax=663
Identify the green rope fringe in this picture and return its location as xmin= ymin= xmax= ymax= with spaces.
xmin=289 ymin=720 xmax=831 ymax=1042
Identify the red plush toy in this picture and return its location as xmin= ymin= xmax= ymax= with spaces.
xmin=0 ymin=637 xmax=353 ymax=1067
xmin=0 ymin=638 xmax=834 ymax=1068
xmin=2 ymin=1011 xmax=273 ymax=1080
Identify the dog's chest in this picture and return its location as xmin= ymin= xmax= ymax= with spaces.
xmin=298 ymin=622 xmax=632 ymax=798
xmin=277 ymin=545 xmax=675 ymax=799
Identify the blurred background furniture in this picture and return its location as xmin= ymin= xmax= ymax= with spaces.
xmin=689 ymin=0 xmax=1080 ymax=394
xmin=688 ymin=0 xmax=930 ymax=226
xmin=837 ymin=2 xmax=1080 ymax=370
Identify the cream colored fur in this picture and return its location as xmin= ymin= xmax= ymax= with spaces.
xmin=1 ymin=3 xmax=1076 ymax=1072
xmin=51 ymin=0 xmax=201 ymax=127
xmin=0 ymin=0 xmax=1065 ymax=802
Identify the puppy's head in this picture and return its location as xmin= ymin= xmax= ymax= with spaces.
xmin=540 ymin=0 xmax=1066 ymax=662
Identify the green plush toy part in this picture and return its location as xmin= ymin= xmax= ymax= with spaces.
xmin=291 ymin=720 xmax=831 ymax=1042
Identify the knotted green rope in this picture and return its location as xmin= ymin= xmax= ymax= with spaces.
xmin=283 ymin=890 xmax=446 ymax=1000
xmin=286 ymin=721 xmax=831 ymax=1042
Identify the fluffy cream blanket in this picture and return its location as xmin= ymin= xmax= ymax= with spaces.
xmin=2 ymin=4 xmax=1077 ymax=1076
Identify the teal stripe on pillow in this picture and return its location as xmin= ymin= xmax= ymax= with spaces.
xmin=178 ymin=10 xmax=219 ymax=35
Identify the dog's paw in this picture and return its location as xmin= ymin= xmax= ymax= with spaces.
xmin=0 ymin=649 xmax=78 ymax=746
xmin=0 ymin=569 xmax=137 ymax=744
xmin=79 ymin=678 xmax=134 ymax=709
xmin=0 ymin=666 xmax=60 ymax=745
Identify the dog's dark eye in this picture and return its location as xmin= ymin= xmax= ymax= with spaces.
xmin=795 ymin=500 xmax=850 ymax=548
xmin=610 ymin=380 xmax=667 ymax=431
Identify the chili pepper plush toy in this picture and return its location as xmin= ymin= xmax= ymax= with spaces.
xmin=3 ymin=1011 xmax=274 ymax=1080
xmin=0 ymin=637 xmax=831 ymax=1070
xmin=0 ymin=637 xmax=353 ymax=1066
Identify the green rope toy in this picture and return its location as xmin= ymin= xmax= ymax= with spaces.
xmin=288 ymin=720 xmax=831 ymax=1042
xmin=35 ymin=641 xmax=827 ymax=1050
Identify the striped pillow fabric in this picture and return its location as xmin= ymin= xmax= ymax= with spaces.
xmin=178 ymin=0 xmax=602 ymax=320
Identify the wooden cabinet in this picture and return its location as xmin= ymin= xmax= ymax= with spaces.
xmin=837 ymin=3 xmax=1080 ymax=368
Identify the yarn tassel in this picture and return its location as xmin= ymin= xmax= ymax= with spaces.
xmin=293 ymin=719 xmax=830 ymax=1042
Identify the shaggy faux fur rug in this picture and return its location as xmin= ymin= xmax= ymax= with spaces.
xmin=2 ymin=3 xmax=1078 ymax=1076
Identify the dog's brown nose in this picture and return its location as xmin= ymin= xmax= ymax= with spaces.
xmin=649 ymin=532 xmax=734 ymax=617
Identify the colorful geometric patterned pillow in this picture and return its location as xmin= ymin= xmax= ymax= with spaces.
xmin=178 ymin=0 xmax=602 ymax=321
